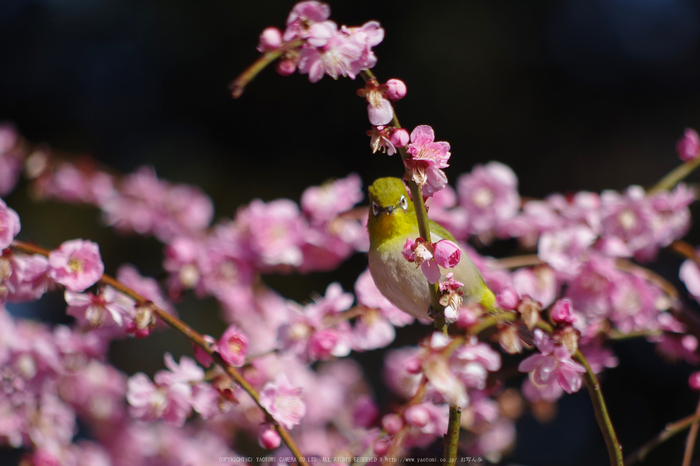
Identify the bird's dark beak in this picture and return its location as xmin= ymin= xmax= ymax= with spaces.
xmin=383 ymin=205 xmax=396 ymax=215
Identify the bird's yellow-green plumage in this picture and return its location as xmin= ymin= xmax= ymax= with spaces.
xmin=367 ymin=177 xmax=495 ymax=320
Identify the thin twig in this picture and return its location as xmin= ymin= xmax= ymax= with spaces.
xmin=682 ymin=397 xmax=700 ymax=466
xmin=626 ymin=412 xmax=700 ymax=465
xmin=229 ymin=39 xmax=303 ymax=98
xmin=573 ymin=350 xmax=624 ymax=466
xmin=648 ymin=156 xmax=700 ymax=195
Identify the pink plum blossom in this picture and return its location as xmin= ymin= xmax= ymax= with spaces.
xmin=0 ymin=198 xmax=20 ymax=250
xmin=64 ymin=287 xmax=128 ymax=328
xmin=159 ymin=353 xmax=204 ymax=385
xmin=609 ymin=272 xmax=663 ymax=333
xmin=367 ymin=93 xmax=393 ymax=126
xmin=367 ymin=126 xmax=399 ymax=155
xmin=300 ymin=173 xmax=363 ymax=224
xmin=352 ymin=308 xmax=396 ymax=350
xmin=457 ymin=161 xmax=520 ymax=235
xmin=538 ymin=224 xmax=597 ymax=277
xmin=342 ymin=20 xmax=384 ymax=74
xmin=235 ymin=198 xmax=306 ymax=268
xmin=644 ymin=183 xmax=694 ymax=258
xmin=283 ymin=1 xmax=332 ymax=42
xmin=48 ymin=240 xmax=104 ymax=292
xmin=298 ymin=28 xmax=364 ymax=82
xmin=677 ymin=128 xmax=700 ymax=161
xmin=402 ymin=237 xmax=441 ymax=283
xmin=216 ymin=324 xmax=248 ymax=367
xmin=512 ymin=266 xmax=557 ymax=309
xmin=126 ymin=372 xmax=192 ymax=426
xmin=405 ymin=125 xmax=451 ymax=197
xmin=598 ymin=185 xmax=655 ymax=259
xmin=1 ymin=252 xmax=50 ymax=302
xmin=518 ymin=329 xmax=586 ymax=395
xmin=101 ymin=166 xmax=213 ymax=242
xmin=259 ymin=373 xmax=306 ymax=430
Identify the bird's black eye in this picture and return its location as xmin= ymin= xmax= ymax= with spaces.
xmin=399 ymin=195 xmax=408 ymax=211
xmin=372 ymin=202 xmax=380 ymax=216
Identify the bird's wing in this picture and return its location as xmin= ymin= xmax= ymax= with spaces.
xmin=428 ymin=219 xmax=458 ymax=242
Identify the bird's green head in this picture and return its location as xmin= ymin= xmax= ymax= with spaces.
xmin=367 ymin=177 xmax=417 ymax=246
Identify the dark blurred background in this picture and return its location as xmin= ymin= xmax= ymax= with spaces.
xmin=2 ymin=0 xmax=700 ymax=464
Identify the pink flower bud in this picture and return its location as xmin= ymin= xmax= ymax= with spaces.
xmin=276 ymin=59 xmax=297 ymax=76
xmin=404 ymin=356 xmax=422 ymax=374
xmin=381 ymin=413 xmax=403 ymax=434
xmin=404 ymin=405 xmax=429 ymax=427
xmin=385 ymin=78 xmax=407 ymax=101
xmin=193 ymin=335 xmax=215 ymax=367
xmin=677 ymin=128 xmax=700 ymax=162
xmin=690 ymin=372 xmax=700 ymax=392
xmin=258 ymin=423 xmax=281 ymax=449
xmin=550 ymin=298 xmax=576 ymax=325
xmin=257 ymin=27 xmax=283 ymax=52
xmin=496 ymin=288 xmax=519 ymax=310
xmin=456 ymin=305 xmax=479 ymax=329
xmin=433 ymin=240 xmax=461 ymax=268
xmin=373 ymin=438 xmax=390 ymax=456
xmin=390 ymin=128 xmax=410 ymax=148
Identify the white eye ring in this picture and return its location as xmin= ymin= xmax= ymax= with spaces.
xmin=372 ymin=202 xmax=380 ymax=216
xmin=399 ymin=195 xmax=408 ymax=211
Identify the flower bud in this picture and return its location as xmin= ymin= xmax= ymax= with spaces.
xmin=276 ymin=58 xmax=297 ymax=76
xmin=404 ymin=405 xmax=429 ymax=427
xmin=257 ymin=27 xmax=283 ymax=52
xmin=517 ymin=296 xmax=541 ymax=330
xmin=498 ymin=324 xmax=523 ymax=354
xmin=193 ymin=335 xmax=215 ymax=367
xmin=373 ymin=438 xmax=390 ymax=456
xmin=258 ymin=423 xmax=281 ymax=449
xmin=556 ymin=327 xmax=579 ymax=355
xmin=381 ymin=413 xmax=403 ymax=435
xmin=385 ymin=78 xmax=407 ymax=101
xmin=433 ymin=240 xmax=461 ymax=268
xmin=404 ymin=356 xmax=422 ymax=374
xmin=677 ymin=128 xmax=700 ymax=162
xmin=690 ymin=372 xmax=700 ymax=392
xmin=550 ymin=298 xmax=576 ymax=325
xmin=496 ymin=288 xmax=519 ymax=310
xmin=390 ymin=128 xmax=410 ymax=148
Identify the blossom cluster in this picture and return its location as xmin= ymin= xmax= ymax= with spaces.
xmin=0 ymin=305 xmax=242 ymax=465
xmin=402 ymin=236 xmax=462 ymax=284
xmin=3 ymin=0 xmax=700 ymax=462
xmin=256 ymin=1 xmax=383 ymax=83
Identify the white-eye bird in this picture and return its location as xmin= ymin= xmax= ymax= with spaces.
xmin=367 ymin=177 xmax=495 ymax=320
